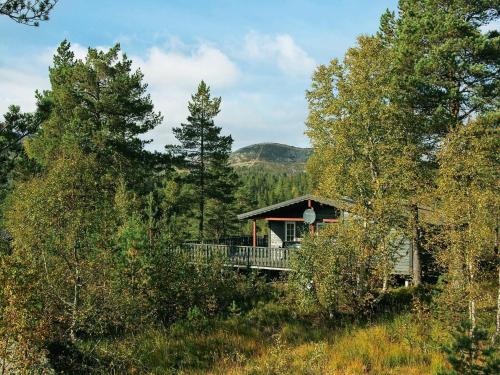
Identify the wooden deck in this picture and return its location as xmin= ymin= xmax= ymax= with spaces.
xmin=175 ymin=243 xmax=294 ymax=271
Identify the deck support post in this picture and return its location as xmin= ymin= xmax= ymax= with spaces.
xmin=252 ymin=219 xmax=256 ymax=247
xmin=307 ymin=199 xmax=314 ymax=235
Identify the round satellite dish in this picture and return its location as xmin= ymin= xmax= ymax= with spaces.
xmin=303 ymin=208 xmax=316 ymax=224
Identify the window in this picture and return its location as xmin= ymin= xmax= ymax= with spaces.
xmin=285 ymin=222 xmax=296 ymax=242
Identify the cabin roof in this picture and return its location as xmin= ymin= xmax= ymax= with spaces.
xmin=237 ymin=194 xmax=440 ymax=225
xmin=237 ymin=194 xmax=353 ymax=220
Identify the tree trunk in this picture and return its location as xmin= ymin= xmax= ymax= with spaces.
xmin=199 ymin=194 xmax=204 ymax=242
xmin=1 ymin=335 xmax=8 ymax=375
xmin=494 ymin=219 xmax=499 ymax=343
xmin=199 ymin=119 xmax=205 ymax=243
xmin=412 ymin=204 xmax=422 ymax=286
xmin=466 ymin=232 xmax=476 ymax=335
xmin=69 ymin=245 xmax=80 ymax=344
xmin=382 ymin=240 xmax=388 ymax=292
xmin=382 ymin=274 xmax=388 ymax=292
xmin=357 ymin=221 xmax=369 ymax=298
xmin=469 ymin=298 xmax=476 ymax=334
xmin=495 ymin=266 xmax=499 ymax=343
xmin=70 ymin=274 xmax=79 ymax=343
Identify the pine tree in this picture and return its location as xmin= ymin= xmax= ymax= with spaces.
xmin=439 ymin=321 xmax=500 ymax=375
xmin=0 ymin=0 xmax=58 ymax=26
xmin=26 ymin=40 xmax=163 ymax=192
xmin=169 ymin=81 xmax=237 ymax=241
xmin=205 ymin=153 xmax=239 ymax=241
xmin=390 ymin=0 xmax=500 ymax=284
xmin=394 ymin=0 xmax=499 ymax=133
xmin=0 ymin=106 xmax=41 ymax=254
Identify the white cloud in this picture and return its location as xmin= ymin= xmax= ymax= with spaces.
xmin=135 ymin=45 xmax=239 ymax=90
xmin=0 ymin=67 xmax=48 ymax=114
xmin=132 ymin=44 xmax=241 ymax=149
xmin=244 ymin=31 xmax=316 ymax=77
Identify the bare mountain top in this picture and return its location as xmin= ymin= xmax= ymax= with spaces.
xmin=230 ymin=143 xmax=312 ymax=173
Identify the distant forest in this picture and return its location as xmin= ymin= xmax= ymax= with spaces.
xmin=237 ymin=168 xmax=311 ymax=209
xmin=235 ymin=168 xmax=312 ymax=236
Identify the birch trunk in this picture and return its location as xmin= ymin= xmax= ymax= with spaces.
xmin=1 ymin=335 xmax=8 ymax=375
xmin=412 ymin=204 xmax=422 ymax=286
xmin=495 ymin=266 xmax=500 ymax=343
xmin=494 ymin=221 xmax=499 ymax=342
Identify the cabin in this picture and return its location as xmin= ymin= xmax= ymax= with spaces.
xmin=237 ymin=194 xmax=413 ymax=276
xmin=182 ymin=194 xmax=436 ymax=276
xmin=238 ymin=194 xmax=350 ymax=248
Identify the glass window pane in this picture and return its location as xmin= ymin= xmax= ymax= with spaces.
xmin=286 ymin=222 xmax=295 ymax=242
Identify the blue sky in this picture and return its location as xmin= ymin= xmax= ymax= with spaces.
xmin=0 ymin=0 xmax=399 ymax=150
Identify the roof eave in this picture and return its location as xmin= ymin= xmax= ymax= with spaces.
xmin=237 ymin=194 xmax=352 ymax=220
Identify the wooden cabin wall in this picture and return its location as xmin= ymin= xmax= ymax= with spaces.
xmin=269 ymin=221 xmax=285 ymax=248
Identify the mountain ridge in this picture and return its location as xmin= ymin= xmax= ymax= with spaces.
xmin=230 ymin=142 xmax=312 ymax=173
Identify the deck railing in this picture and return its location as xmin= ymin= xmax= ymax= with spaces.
xmin=184 ymin=235 xmax=268 ymax=247
xmin=175 ymin=243 xmax=293 ymax=271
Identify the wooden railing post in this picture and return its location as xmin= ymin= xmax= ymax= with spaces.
xmin=252 ymin=220 xmax=257 ymax=248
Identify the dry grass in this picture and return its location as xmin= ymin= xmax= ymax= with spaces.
xmin=121 ymin=309 xmax=448 ymax=374
xmin=84 ymin=294 xmax=451 ymax=374
xmin=211 ymin=314 xmax=449 ymax=375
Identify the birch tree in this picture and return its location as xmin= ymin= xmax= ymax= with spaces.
xmin=436 ymin=114 xmax=499 ymax=335
xmin=306 ymin=34 xmax=408 ymax=291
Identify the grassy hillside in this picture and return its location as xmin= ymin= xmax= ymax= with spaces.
xmin=83 ymin=285 xmax=452 ymax=374
xmin=230 ymin=143 xmax=312 ymax=174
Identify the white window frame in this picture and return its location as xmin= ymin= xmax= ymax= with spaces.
xmin=285 ymin=221 xmax=296 ymax=242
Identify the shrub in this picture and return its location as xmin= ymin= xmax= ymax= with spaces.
xmin=288 ymin=221 xmax=384 ymax=317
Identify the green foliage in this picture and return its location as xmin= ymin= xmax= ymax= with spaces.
xmin=169 ymin=81 xmax=239 ymax=241
xmin=1 ymin=150 xmax=121 ymax=366
xmin=394 ymin=0 xmax=499 ymax=132
xmin=0 ymin=41 xmax=166 ymax=371
xmin=26 ymin=40 xmax=163 ymax=191
xmin=151 ymin=248 xmax=271 ymax=325
xmin=435 ymin=114 xmax=499 ymax=327
xmin=0 ymin=0 xmax=58 ymax=26
xmin=0 ymin=105 xmax=44 ymax=254
xmin=439 ymin=321 xmax=500 ymax=375
xmin=237 ymin=169 xmax=312 ymax=209
xmin=289 ymin=221 xmax=390 ymax=316
xmin=0 ymin=105 xmax=40 ymax=192
xmin=305 ymin=32 xmax=421 ymax=287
